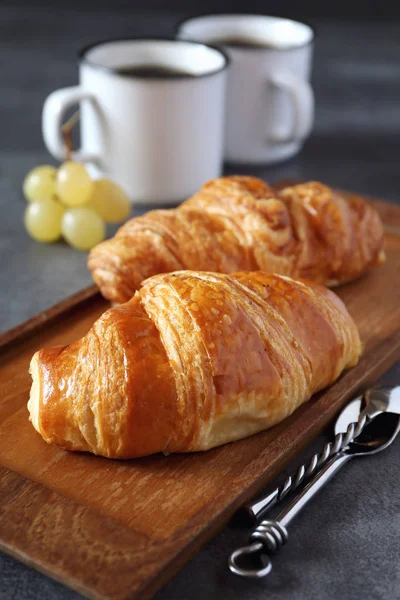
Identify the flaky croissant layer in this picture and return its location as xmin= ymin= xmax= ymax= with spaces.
xmin=28 ymin=271 xmax=362 ymax=459
xmin=88 ymin=176 xmax=385 ymax=303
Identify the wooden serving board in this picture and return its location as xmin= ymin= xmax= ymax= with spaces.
xmin=1 ymin=192 xmax=400 ymax=600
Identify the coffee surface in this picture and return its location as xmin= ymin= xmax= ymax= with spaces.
xmin=116 ymin=65 xmax=195 ymax=77
xmin=209 ymin=36 xmax=276 ymax=49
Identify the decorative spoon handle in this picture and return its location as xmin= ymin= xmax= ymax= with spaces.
xmin=244 ymin=410 xmax=368 ymax=523
xmin=230 ymin=451 xmax=352 ymax=578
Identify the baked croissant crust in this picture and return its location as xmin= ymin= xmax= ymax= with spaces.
xmin=88 ymin=176 xmax=385 ymax=304
xmin=28 ymin=271 xmax=361 ymax=459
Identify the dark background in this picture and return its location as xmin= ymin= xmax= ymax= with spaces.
xmin=8 ymin=0 xmax=400 ymax=17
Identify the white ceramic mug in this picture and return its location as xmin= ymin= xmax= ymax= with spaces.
xmin=42 ymin=38 xmax=229 ymax=204
xmin=177 ymin=15 xmax=315 ymax=165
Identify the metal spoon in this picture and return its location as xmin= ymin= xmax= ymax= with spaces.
xmin=335 ymin=385 xmax=400 ymax=433
xmin=229 ymin=396 xmax=400 ymax=578
xmin=244 ymin=386 xmax=400 ymax=523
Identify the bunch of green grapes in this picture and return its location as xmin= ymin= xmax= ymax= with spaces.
xmin=23 ymin=162 xmax=131 ymax=250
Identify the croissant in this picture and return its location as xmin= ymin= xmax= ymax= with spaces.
xmin=28 ymin=271 xmax=361 ymax=459
xmin=88 ymin=176 xmax=385 ymax=304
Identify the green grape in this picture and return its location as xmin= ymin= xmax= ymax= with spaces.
xmin=62 ymin=207 xmax=105 ymax=251
xmin=24 ymin=199 xmax=64 ymax=243
xmin=23 ymin=165 xmax=57 ymax=202
xmin=88 ymin=178 xmax=132 ymax=223
xmin=56 ymin=161 xmax=94 ymax=207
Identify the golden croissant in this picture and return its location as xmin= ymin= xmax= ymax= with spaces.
xmin=88 ymin=176 xmax=385 ymax=304
xmin=28 ymin=271 xmax=361 ymax=459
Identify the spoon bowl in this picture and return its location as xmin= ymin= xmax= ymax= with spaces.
xmin=347 ymin=411 xmax=400 ymax=455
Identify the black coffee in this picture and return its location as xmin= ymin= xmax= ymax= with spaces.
xmin=116 ymin=65 xmax=195 ymax=78
xmin=209 ymin=36 xmax=274 ymax=49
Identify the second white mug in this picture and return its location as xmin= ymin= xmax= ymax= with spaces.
xmin=42 ymin=38 xmax=229 ymax=204
xmin=177 ymin=14 xmax=315 ymax=165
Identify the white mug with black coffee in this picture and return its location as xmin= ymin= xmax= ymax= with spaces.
xmin=42 ymin=38 xmax=229 ymax=203
xmin=177 ymin=15 xmax=315 ymax=165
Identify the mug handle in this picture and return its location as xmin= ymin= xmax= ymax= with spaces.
xmin=42 ymin=86 xmax=99 ymax=162
xmin=267 ymin=72 xmax=314 ymax=143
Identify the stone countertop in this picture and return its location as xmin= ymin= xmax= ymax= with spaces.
xmin=0 ymin=9 xmax=399 ymax=600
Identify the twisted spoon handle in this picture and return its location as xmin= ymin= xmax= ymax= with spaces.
xmin=244 ymin=411 xmax=368 ymax=522
xmin=229 ymin=451 xmax=352 ymax=578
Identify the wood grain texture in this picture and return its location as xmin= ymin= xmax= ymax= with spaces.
xmin=0 ymin=193 xmax=399 ymax=600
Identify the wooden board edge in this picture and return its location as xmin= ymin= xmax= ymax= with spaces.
xmin=0 ymin=466 xmax=103 ymax=600
xmin=0 ymin=541 xmax=99 ymax=600
xmin=0 ymin=464 xmax=152 ymax=600
xmin=0 ymin=284 xmax=99 ymax=352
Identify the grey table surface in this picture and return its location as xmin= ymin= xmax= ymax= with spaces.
xmin=1 ymin=8 xmax=400 ymax=600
